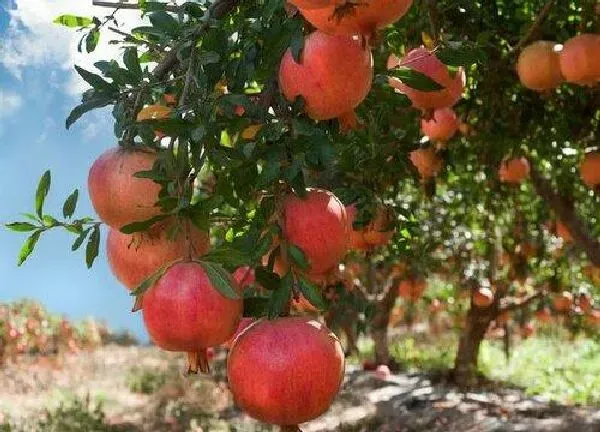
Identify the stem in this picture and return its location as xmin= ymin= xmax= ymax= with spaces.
xmin=426 ymin=0 xmax=440 ymax=41
xmin=179 ymin=40 xmax=198 ymax=109
xmin=500 ymin=291 xmax=546 ymax=314
xmin=513 ymin=0 xmax=556 ymax=52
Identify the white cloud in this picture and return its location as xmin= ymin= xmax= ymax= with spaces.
xmin=0 ymin=89 xmax=23 ymax=118
xmin=0 ymin=0 xmax=146 ymax=95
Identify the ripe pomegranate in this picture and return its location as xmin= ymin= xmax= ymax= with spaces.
xmin=421 ymin=108 xmax=458 ymax=142
xmin=107 ymin=222 xmax=209 ymax=290
xmin=397 ymin=278 xmax=426 ymax=301
xmin=281 ymin=189 xmax=348 ymax=275
xmin=555 ymin=221 xmax=573 ymax=243
xmin=88 ymin=148 xmax=161 ymax=229
xmin=559 ymin=34 xmax=600 ymax=85
xmin=521 ymin=322 xmax=535 ymax=339
xmin=553 ymin=291 xmax=574 ymax=313
xmin=227 ymin=317 xmax=344 ymax=426
xmin=517 ymin=41 xmax=563 ymax=91
xmin=535 ymin=307 xmax=552 ymax=323
xmin=495 ymin=311 xmax=510 ymax=326
xmin=233 ymin=266 xmax=256 ymax=289
xmin=388 ymin=47 xmax=465 ymax=110
xmin=499 ymin=157 xmax=530 ymax=184
xmin=409 ymin=147 xmax=443 ymax=181
xmin=362 ymin=205 xmax=395 ymax=247
xmin=473 ymin=287 xmax=494 ymax=308
xmin=297 ymin=0 xmax=414 ymax=37
xmin=224 ymin=317 xmax=256 ymax=349
xmin=279 ymin=31 xmax=373 ymax=120
xmin=580 ymin=151 xmax=600 ymax=188
xmin=578 ymin=293 xmax=594 ymax=313
xmin=428 ymin=298 xmax=443 ymax=314
xmin=143 ymin=262 xmax=242 ymax=373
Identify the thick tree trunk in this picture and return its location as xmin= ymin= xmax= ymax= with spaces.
xmin=370 ymin=281 xmax=399 ymax=367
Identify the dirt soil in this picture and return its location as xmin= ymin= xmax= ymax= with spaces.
xmin=0 ymin=345 xmax=598 ymax=432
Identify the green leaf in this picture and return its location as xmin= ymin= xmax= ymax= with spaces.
xmin=257 ymin=160 xmax=280 ymax=188
xmin=74 ymin=65 xmax=116 ymax=91
xmin=255 ymin=267 xmax=281 ymax=291
xmin=298 ymin=275 xmax=327 ymax=310
xmin=53 ymin=15 xmax=92 ymax=28
xmin=268 ymin=272 xmax=292 ymax=319
xmin=42 ymin=215 xmax=59 ymax=228
xmin=123 ymin=47 xmax=142 ymax=80
xmin=131 ymin=261 xmax=172 ymax=296
xmin=436 ymin=42 xmax=485 ymax=67
xmin=199 ymin=261 xmax=240 ymax=300
xmin=119 ymin=214 xmax=168 ymax=234
xmin=388 ymin=67 xmax=444 ymax=92
xmin=63 ymin=189 xmax=79 ymax=219
xmin=287 ymin=244 xmax=310 ymax=271
xmin=149 ymin=11 xmax=179 ymax=36
xmin=85 ymin=29 xmax=100 ymax=53
xmin=66 ymin=96 xmax=114 ymax=129
xmin=202 ymin=247 xmax=251 ymax=268
xmin=35 ymin=170 xmax=51 ymax=218
xmin=17 ymin=231 xmax=42 ymax=266
xmin=72 ymin=227 xmax=92 ymax=251
xmin=85 ymin=225 xmax=100 ymax=268
xmin=243 ymin=296 xmax=270 ymax=318
xmin=6 ymin=222 xmax=37 ymax=232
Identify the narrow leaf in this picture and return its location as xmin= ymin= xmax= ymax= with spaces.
xmin=85 ymin=29 xmax=100 ymax=53
xmin=388 ymin=67 xmax=444 ymax=92
xmin=62 ymin=189 xmax=79 ymax=219
xmin=35 ymin=170 xmax=51 ymax=218
xmin=53 ymin=15 xmax=92 ymax=28
xmin=66 ymin=96 xmax=114 ymax=129
xmin=202 ymin=247 xmax=251 ymax=267
xmin=72 ymin=227 xmax=91 ymax=251
xmin=255 ymin=267 xmax=281 ymax=291
xmin=5 ymin=222 xmax=37 ymax=232
xmin=123 ymin=47 xmax=142 ymax=79
xmin=85 ymin=225 xmax=100 ymax=268
xmin=199 ymin=261 xmax=240 ymax=300
xmin=287 ymin=244 xmax=310 ymax=271
xmin=298 ymin=275 xmax=327 ymax=310
xmin=74 ymin=65 xmax=115 ymax=91
xmin=268 ymin=272 xmax=292 ymax=319
xmin=120 ymin=214 xmax=168 ymax=234
xmin=17 ymin=231 xmax=42 ymax=266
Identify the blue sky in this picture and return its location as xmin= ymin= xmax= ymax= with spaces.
xmin=0 ymin=0 xmax=148 ymax=340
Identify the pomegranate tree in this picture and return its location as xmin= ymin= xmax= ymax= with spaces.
xmin=227 ymin=317 xmax=344 ymax=427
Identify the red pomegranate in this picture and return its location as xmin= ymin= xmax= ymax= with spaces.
xmin=363 ymin=205 xmax=395 ymax=247
xmin=472 ymin=287 xmax=494 ymax=308
xmin=553 ymin=291 xmax=574 ymax=313
xmin=521 ymin=322 xmax=535 ymax=339
xmin=578 ymin=293 xmax=594 ymax=313
xmin=227 ymin=317 xmax=344 ymax=426
xmin=224 ymin=317 xmax=256 ymax=349
xmin=535 ymin=308 xmax=552 ymax=323
xmin=499 ymin=157 xmax=530 ymax=184
xmin=580 ymin=151 xmax=600 ymax=188
xmin=397 ymin=278 xmax=426 ymax=301
xmin=517 ymin=41 xmax=563 ymax=91
xmin=298 ymin=0 xmax=414 ymax=37
xmin=279 ymin=31 xmax=373 ymax=121
xmin=559 ymin=34 xmax=600 ymax=85
xmin=281 ymin=189 xmax=348 ymax=275
xmin=107 ymin=222 xmax=209 ymax=290
xmin=233 ymin=266 xmax=256 ymax=289
xmin=428 ymin=298 xmax=443 ymax=314
xmin=88 ymin=148 xmax=161 ymax=229
xmin=388 ymin=47 xmax=465 ymax=110
xmin=421 ymin=108 xmax=459 ymax=142
xmin=555 ymin=221 xmax=573 ymax=243
xmin=142 ymin=262 xmax=242 ymax=373
xmin=409 ymin=147 xmax=443 ymax=181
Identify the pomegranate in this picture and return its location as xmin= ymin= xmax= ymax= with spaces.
xmin=535 ymin=307 xmax=552 ymax=323
xmin=521 ymin=322 xmax=535 ymax=339
xmin=224 ymin=317 xmax=256 ymax=349
xmin=517 ymin=41 xmax=563 ymax=91
xmin=559 ymin=34 xmax=600 ymax=85
xmin=578 ymin=293 xmax=594 ymax=313
xmin=227 ymin=317 xmax=344 ymax=426
xmin=580 ymin=151 xmax=600 ymax=188
xmin=499 ymin=157 xmax=530 ymax=184
xmin=279 ymin=31 xmax=373 ymax=120
xmin=421 ymin=108 xmax=458 ymax=143
xmin=397 ymin=278 xmax=426 ymax=301
xmin=555 ymin=221 xmax=573 ymax=243
xmin=233 ymin=266 xmax=256 ymax=289
xmin=88 ymin=148 xmax=161 ymax=229
xmin=363 ymin=205 xmax=395 ymax=247
xmin=142 ymin=262 xmax=242 ymax=373
xmin=495 ymin=311 xmax=510 ymax=326
xmin=297 ymin=0 xmax=414 ymax=37
xmin=409 ymin=147 xmax=443 ymax=181
xmin=587 ymin=309 xmax=600 ymax=326
xmin=388 ymin=47 xmax=465 ymax=110
xmin=281 ymin=189 xmax=348 ymax=275
xmin=107 ymin=222 xmax=209 ymax=290
xmin=553 ymin=291 xmax=574 ymax=313
xmin=472 ymin=287 xmax=494 ymax=308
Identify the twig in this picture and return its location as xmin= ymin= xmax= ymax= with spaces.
xmin=92 ymin=0 xmax=179 ymax=12
xmin=529 ymin=163 xmax=600 ymax=266
xmin=179 ymin=41 xmax=198 ymax=108
xmin=123 ymin=90 xmax=145 ymax=147
xmin=513 ymin=0 xmax=556 ymax=52
xmin=499 ymin=290 xmax=546 ymax=314
xmin=425 ymin=0 xmax=440 ymax=41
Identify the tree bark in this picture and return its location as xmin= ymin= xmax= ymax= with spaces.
xmin=370 ymin=282 xmax=399 ymax=366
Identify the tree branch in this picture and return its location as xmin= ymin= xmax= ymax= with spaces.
xmin=499 ymin=290 xmax=546 ymax=314
xmin=426 ymin=0 xmax=440 ymax=41
xmin=513 ymin=0 xmax=556 ymax=52
xmin=529 ymin=163 xmax=600 ymax=266
xmin=92 ymin=0 xmax=178 ymax=12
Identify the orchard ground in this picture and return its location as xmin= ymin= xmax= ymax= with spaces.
xmin=0 ymin=328 xmax=599 ymax=432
